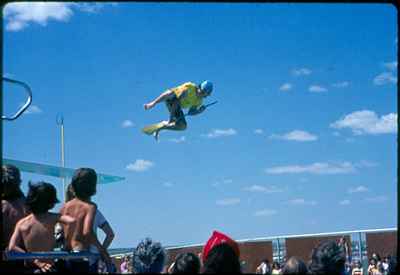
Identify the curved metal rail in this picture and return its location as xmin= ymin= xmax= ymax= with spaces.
xmin=2 ymin=76 xmax=33 ymax=121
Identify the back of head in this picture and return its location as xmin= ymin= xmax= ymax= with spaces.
xmin=2 ymin=164 xmax=24 ymax=200
xmin=308 ymin=240 xmax=345 ymax=275
xmin=132 ymin=238 xmax=166 ymax=273
xmin=71 ymin=168 xmax=97 ymax=200
xmin=26 ymin=181 xmax=59 ymax=214
xmin=202 ymin=243 xmax=241 ymax=273
xmin=282 ymin=257 xmax=308 ymax=275
xmin=172 ymin=252 xmax=200 ymax=274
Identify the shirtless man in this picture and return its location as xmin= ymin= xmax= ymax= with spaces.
xmin=60 ymin=168 xmax=112 ymax=272
xmin=1 ymin=165 xmax=29 ymax=251
xmin=8 ymin=181 xmax=75 ymax=272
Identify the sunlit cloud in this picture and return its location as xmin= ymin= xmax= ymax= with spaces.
xmin=292 ymin=68 xmax=312 ymax=76
xmin=3 ymin=2 xmax=115 ymax=31
xmin=203 ymin=128 xmax=237 ymax=138
xmin=279 ymin=83 xmax=292 ymax=92
xmin=24 ymin=105 xmax=42 ymax=114
xmin=373 ymin=72 xmax=397 ymax=85
xmin=309 ymin=85 xmax=328 ymax=93
xmin=287 ymin=198 xmax=317 ymax=206
xmin=270 ymin=130 xmax=318 ymax=142
xmin=332 ymin=81 xmax=350 ymax=88
xmin=169 ymin=136 xmax=186 ymax=143
xmin=265 ymin=162 xmax=356 ymax=175
xmin=126 ymin=159 xmax=154 ymax=172
xmin=216 ymin=198 xmax=240 ymax=206
xmin=243 ymin=185 xmax=285 ymax=194
xmin=254 ymin=209 xmax=277 ymax=217
xmin=330 ymin=110 xmax=397 ymax=135
xmin=254 ymin=129 xmax=264 ymax=135
xmin=121 ymin=120 xmax=134 ymax=128
xmin=348 ymin=185 xmax=369 ymax=194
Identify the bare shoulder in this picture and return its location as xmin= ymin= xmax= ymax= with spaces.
xmin=16 ymin=214 xmax=34 ymax=231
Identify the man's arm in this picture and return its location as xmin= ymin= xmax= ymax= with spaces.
xmin=187 ymin=105 xmax=206 ymax=116
xmin=8 ymin=222 xmax=26 ymax=253
xmin=99 ymin=222 xmax=115 ymax=249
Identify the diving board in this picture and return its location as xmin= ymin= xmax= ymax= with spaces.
xmin=3 ymin=158 xmax=125 ymax=184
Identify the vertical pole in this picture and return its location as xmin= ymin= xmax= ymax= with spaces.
xmin=57 ymin=114 xmax=66 ymax=202
xmin=277 ymin=238 xmax=281 ymax=263
xmin=358 ymin=232 xmax=363 ymax=268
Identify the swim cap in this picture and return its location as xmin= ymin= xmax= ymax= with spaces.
xmin=200 ymin=80 xmax=213 ymax=95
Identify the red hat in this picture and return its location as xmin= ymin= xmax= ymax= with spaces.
xmin=202 ymin=230 xmax=240 ymax=262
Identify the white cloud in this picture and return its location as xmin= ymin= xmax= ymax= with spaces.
xmin=254 ymin=209 xmax=277 ymax=217
xmin=24 ymin=105 xmax=42 ymax=114
xmin=203 ymin=128 xmax=237 ymax=138
xmin=365 ymin=196 xmax=387 ymax=203
xmin=348 ymin=185 xmax=369 ymax=194
xmin=265 ymin=162 xmax=356 ymax=175
xmin=355 ymin=160 xmax=378 ymax=168
xmin=216 ymin=198 xmax=240 ymax=206
xmin=309 ymin=85 xmax=328 ymax=93
xmin=287 ymin=198 xmax=317 ymax=206
xmin=243 ymin=185 xmax=285 ymax=194
xmin=163 ymin=182 xmax=173 ymax=188
xmin=270 ymin=130 xmax=318 ymax=142
xmin=373 ymin=72 xmax=397 ymax=85
xmin=383 ymin=61 xmax=398 ymax=71
xmin=332 ymin=81 xmax=350 ymax=88
xmin=121 ymin=120 xmax=134 ymax=128
xmin=339 ymin=200 xmax=351 ymax=205
xmin=254 ymin=129 xmax=264 ymax=135
xmin=292 ymin=68 xmax=312 ymax=76
xmin=3 ymin=2 xmax=114 ymax=32
xmin=126 ymin=159 xmax=154 ymax=172
xmin=330 ymin=110 xmax=397 ymax=135
xmin=169 ymin=136 xmax=186 ymax=143
xmin=279 ymin=83 xmax=292 ymax=92
xmin=212 ymin=178 xmax=233 ymax=187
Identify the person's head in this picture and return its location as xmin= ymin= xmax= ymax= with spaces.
xmin=171 ymin=252 xmax=200 ymax=274
xmin=262 ymin=258 xmax=270 ymax=265
xmin=272 ymin=261 xmax=281 ymax=270
xmin=202 ymin=243 xmax=241 ymax=273
xmin=26 ymin=181 xmax=59 ymax=214
xmin=372 ymin=253 xmax=381 ymax=261
xmin=308 ymin=240 xmax=345 ymax=275
xmin=281 ymin=257 xmax=308 ymax=275
xmin=199 ymin=80 xmax=213 ymax=97
xmin=71 ymin=168 xmax=97 ymax=200
xmin=353 ymin=260 xmax=362 ymax=269
xmin=2 ymin=164 xmax=24 ymax=200
xmin=370 ymin=258 xmax=377 ymax=266
xmin=132 ymin=238 xmax=166 ymax=273
xmin=65 ymin=183 xmax=75 ymax=202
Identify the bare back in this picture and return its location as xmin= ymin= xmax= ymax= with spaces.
xmin=1 ymin=198 xmax=28 ymax=250
xmin=14 ymin=213 xmax=59 ymax=252
xmin=60 ymin=198 xmax=96 ymax=251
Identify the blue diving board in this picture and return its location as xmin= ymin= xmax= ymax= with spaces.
xmin=3 ymin=158 xmax=125 ymax=184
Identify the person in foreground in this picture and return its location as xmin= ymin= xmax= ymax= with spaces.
xmin=308 ymin=240 xmax=346 ymax=275
xmin=143 ymin=80 xmax=214 ymax=140
xmin=60 ymin=168 xmax=112 ymax=272
xmin=8 ymin=181 xmax=75 ymax=273
xmin=201 ymin=230 xmax=241 ymax=273
xmin=131 ymin=237 xmax=166 ymax=273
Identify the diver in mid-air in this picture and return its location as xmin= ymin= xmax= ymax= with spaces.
xmin=142 ymin=80 xmax=216 ymax=141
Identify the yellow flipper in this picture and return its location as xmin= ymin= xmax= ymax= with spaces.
xmin=142 ymin=122 xmax=166 ymax=135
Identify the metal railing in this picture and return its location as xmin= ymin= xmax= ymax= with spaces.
xmin=2 ymin=76 xmax=32 ymax=121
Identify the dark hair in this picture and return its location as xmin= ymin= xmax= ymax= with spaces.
xmin=2 ymin=164 xmax=24 ymax=200
xmin=171 ymin=252 xmax=200 ymax=274
xmin=272 ymin=261 xmax=281 ymax=269
xmin=308 ymin=240 xmax=345 ymax=275
xmin=281 ymin=257 xmax=308 ymax=275
xmin=132 ymin=238 xmax=165 ymax=273
xmin=65 ymin=183 xmax=75 ymax=202
xmin=71 ymin=168 xmax=97 ymax=199
xmin=26 ymin=181 xmax=59 ymax=214
xmin=202 ymin=243 xmax=241 ymax=273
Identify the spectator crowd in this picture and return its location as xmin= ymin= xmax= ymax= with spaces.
xmin=1 ymin=164 xmax=398 ymax=274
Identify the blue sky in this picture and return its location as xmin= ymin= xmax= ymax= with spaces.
xmin=3 ymin=3 xmax=397 ymax=249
